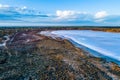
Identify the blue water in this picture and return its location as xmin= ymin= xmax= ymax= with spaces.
xmin=40 ymin=30 xmax=120 ymax=65
xmin=69 ymin=39 xmax=120 ymax=65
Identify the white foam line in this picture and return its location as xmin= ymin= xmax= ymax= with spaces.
xmin=40 ymin=30 xmax=120 ymax=62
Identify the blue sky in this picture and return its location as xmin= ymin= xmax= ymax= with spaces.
xmin=0 ymin=0 xmax=120 ymax=26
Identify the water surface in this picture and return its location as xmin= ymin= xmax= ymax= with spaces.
xmin=40 ymin=30 xmax=120 ymax=64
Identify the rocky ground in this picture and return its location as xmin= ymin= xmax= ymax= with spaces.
xmin=0 ymin=29 xmax=120 ymax=80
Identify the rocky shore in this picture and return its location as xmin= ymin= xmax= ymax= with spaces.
xmin=0 ymin=30 xmax=120 ymax=80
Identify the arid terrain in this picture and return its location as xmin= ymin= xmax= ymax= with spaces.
xmin=0 ymin=27 xmax=120 ymax=80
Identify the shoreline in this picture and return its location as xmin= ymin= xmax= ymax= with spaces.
xmin=38 ymin=34 xmax=120 ymax=79
xmin=40 ymin=30 xmax=120 ymax=65
xmin=0 ymin=29 xmax=120 ymax=79
xmin=68 ymin=39 xmax=120 ymax=65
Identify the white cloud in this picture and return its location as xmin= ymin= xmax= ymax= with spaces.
xmin=0 ymin=4 xmax=9 ymax=9
xmin=1 ymin=4 xmax=118 ymax=26
xmin=21 ymin=6 xmax=27 ymax=10
xmin=0 ymin=4 xmax=38 ymax=15
xmin=0 ymin=4 xmax=49 ymax=22
xmin=56 ymin=10 xmax=76 ymax=19
xmin=95 ymin=11 xmax=107 ymax=19
xmin=55 ymin=10 xmax=88 ymax=21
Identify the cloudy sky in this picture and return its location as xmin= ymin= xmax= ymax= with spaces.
xmin=0 ymin=0 xmax=120 ymax=26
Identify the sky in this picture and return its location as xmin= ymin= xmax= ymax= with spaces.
xmin=0 ymin=0 xmax=120 ymax=26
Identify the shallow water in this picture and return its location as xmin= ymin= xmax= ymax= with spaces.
xmin=40 ymin=30 xmax=120 ymax=64
xmin=0 ymin=36 xmax=9 ymax=47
